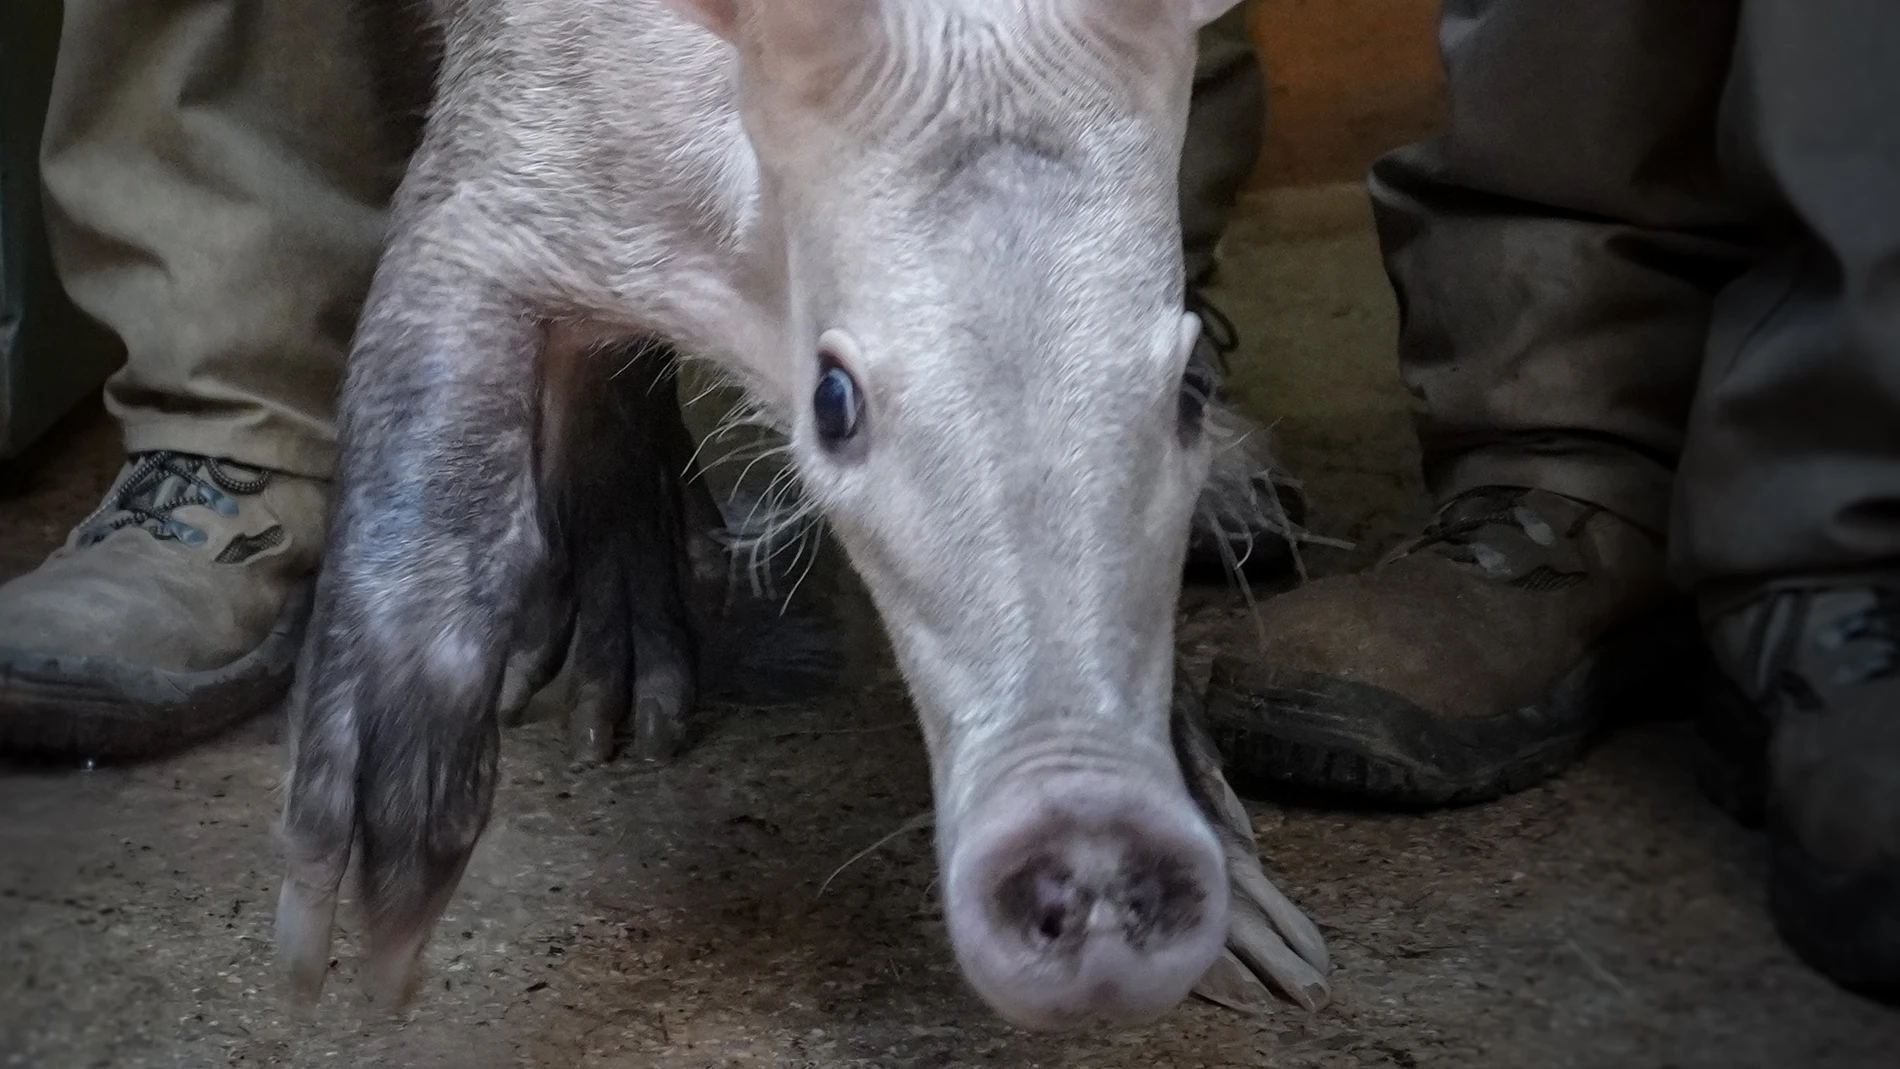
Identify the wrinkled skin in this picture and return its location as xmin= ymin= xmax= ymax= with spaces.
xmin=276 ymin=0 xmax=1331 ymax=1030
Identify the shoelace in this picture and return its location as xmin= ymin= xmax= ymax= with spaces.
xmin=74 ymin=451 xmax=270 ymax=548
xmin=1387 ymin=487 xmax=1574 ymax=567
xmin=1185 ymin=288 xmax=1240 ymax=377
xmin=1816 ymin=589 xmax=1900 ymax=686
xmin=1731 ymin=586 xmax=1900 ymax=710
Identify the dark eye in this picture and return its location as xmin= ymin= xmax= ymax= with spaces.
xmin=1178 ymin=355 xmax=1216 ymax=433
xmin=813 ymin=359 xmax=863 ymax=444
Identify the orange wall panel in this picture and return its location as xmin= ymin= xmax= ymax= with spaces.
xmin=1248 ymin=0 xmax=1447 ymax=186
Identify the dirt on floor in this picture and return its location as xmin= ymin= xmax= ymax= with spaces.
xmin=3 ymin=186 xmax=1897 ymax=1069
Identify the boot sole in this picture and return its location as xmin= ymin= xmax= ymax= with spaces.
xmin=1696 ymin=661 xmax=1900 ymax=999
xmin=1770 ymin=815 xmax=1900 ymax=1002
xmin=1203 ymin=602 xmax=1702 ymax=808
xmin=0 ymin=585 xmax=311 ymax=764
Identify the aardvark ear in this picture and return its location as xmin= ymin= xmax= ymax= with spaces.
xmin=658 ymin=0 xmax=739 ymax=40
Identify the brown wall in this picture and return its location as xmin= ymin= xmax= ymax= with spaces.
xmin=1248 ymin=0 xmax=1446 ymax=187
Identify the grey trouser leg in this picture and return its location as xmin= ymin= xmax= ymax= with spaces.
xmin=39 ymin=0 xmax=395 ymax=479
xmin=1367 ymin=1 xmax=1757 ymax=533
xmin=1671 ymin=1 xmax=1900 ymax=592
xmin=1182 ymin=3 xmax=1267 ymax=288
xmin=1371 ymin=0 xmax=1900 ymax=589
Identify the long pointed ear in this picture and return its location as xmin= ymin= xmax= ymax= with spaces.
xmin=1083 ymin=0 xmax=1250 ymax=48
xmin=744 ymin=0 xmax=882 ymax=107
xmin=1189 ymin=0 xmax=1246 ymax=28
xmin=659 ymin=0 xmax=739 ymax=40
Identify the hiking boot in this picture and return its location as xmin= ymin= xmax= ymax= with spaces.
xmin=1702 ymin=582 xmax=1900 ymax=1000
xmin=1203 ymin=485 xmax=1695 ymax=806
xmin=0 ymin=451 xmax=326 ymax=762
xmin=1181 ymin=288 xmax=1307 ymax=586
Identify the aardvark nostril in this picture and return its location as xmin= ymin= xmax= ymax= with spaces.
xmin=993 ymin=839 xmax=1209 ymax=953
xmin=999 ymin=859 xmax=1088 ymax=946
xmin=944 ymin=774 xmax=1231 ymax=1029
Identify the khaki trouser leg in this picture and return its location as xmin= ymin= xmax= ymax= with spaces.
xmin=1182 ymin=3 xmax=1267 ymax=288
xmin=39 ymin=0 xmax=395 ymax=480
xmin=1672 ymin=0 xmax=1900 ymax=594
xmin=1367 ymin=0 xmax=1757 ymax=533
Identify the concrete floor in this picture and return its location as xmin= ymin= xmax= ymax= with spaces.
xmin=4 ymin=187 xmax=1898 ymax=1069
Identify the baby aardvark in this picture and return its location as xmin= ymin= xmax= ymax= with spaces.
xmin=275 ymin=0 xmax=1330 ymax=1030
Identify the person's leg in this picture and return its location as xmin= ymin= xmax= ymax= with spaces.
xmin=1203 ymin=0 xmax=1758 ymax=804
xmin=1181 ymin=2 xmax=1266 ymax=291
xmin=1175 ymin=4 xmax=1315 ymax=583
xmin=1679 ymin=0 xmax=1900 ymax=996
xmin=0 ymin=0 xmax=393 ymax=761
